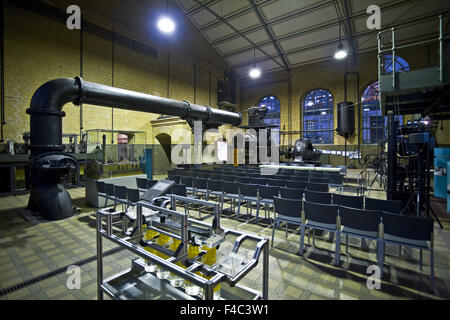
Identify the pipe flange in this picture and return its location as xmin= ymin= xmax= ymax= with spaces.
xmin=26 ymin=108 xmax=66 ymax=117
xmin=182 ymin=100 xmax=191 ymax=120
xmin=74 ymin=76 xmax=86 ymax=105
xmin=204 ymin=105 xmax=212 ymax=122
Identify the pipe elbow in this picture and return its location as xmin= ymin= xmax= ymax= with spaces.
xmin=29 ymin=78 xmax=81 ymax=111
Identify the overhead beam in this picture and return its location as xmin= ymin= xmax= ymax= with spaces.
xmin=191 ymin=0 xmax=287 ymax=71
xmin=248 ymin=0 xmax=290 ymax=72
xmin=341 ymin=0 xmax=357 ymax=58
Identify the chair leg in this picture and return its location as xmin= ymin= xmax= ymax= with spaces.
xmin=420 ymin=249 xmax=423 ymax=271
xmin=312 ymin=229 xmax=316 ymax=247
xmin=346 ymin=235 xmax=349 ymax=253
xmin=285 ymin=223 xmax=288 ymax=238
xmin=237 ymin=197 xmax=242 ymax=218
xmin=430 ymin=248 xmax=435 ymax=293
xmin=399 ymin=245 xmax=401 ymax=256
xmin=271 ymin=220 xmax=278 ymax=248
xmin=255 ymin=200 xmax=260 ymax=224
xmin=334 ymin=231 xmax=341 ymax=266
xmin=299 ymin=225 xmax=306 ymax=256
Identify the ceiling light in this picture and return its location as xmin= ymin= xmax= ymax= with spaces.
xmin=363 ymin=108 xmax=370 ymax=112
xmin=334 ymin=43 xmax=347 ymax=60
xmin=249 ymin=66 xmax=261 ymax=79
xmin=157 ymin=16 xmax=175 ymax=34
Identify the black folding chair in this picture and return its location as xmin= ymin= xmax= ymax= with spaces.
xmin=272 ymin=197 xmax=303 ymax=250
xmin=136 ymin=178 xmax=148 ymax=192
xmin=237 ymin=183 xmax=259 ymax=220
xmin=104 ymin=183 xmax=117 ymax=209
xmin=96 ymin=181 xmax=107 ymax=208
xmin=258 ymin=185 xmax=280 ymax=223
xmin=305 ymin=190 xmax=332 ymax=204
xmin=193 ymin=178 xmax=209 ymax=199
xmin=207 ymin=179 xmax=223 ymax=203
xmin=280 ymin=187 xmax=304 ymax=200
xmin=221 ymin=181 xmax=240 ymax=214
xmin=333 ymin=193 xmax=363 ymax=209
xmin=168 ymin=173 xmax=181 ymax=184
xmin=338 ymin=206 xmax=383 ymax=269
xmin=222 ymin=175 xmax=236 ymax=182
xmin=114 ymin=185 xmax=128 ymax=212
xmin=380 ymin=213 xmax=435 ymax=291
xmin=300 ymin=201 xmax=340 ymax=265
xmin=180 ymin=176 xmax=194 ymax=194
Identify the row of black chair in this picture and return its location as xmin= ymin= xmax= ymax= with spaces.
xmin=96 ymin=181 xmax=140 ymax=211
xmin=271 ymin=197 xmax=435 ymax=291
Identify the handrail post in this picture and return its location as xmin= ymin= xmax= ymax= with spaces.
xmin=391 ymin=27 xmax=396 ymax=89
xmin=439 ymin=15 xmax=444 ymax=83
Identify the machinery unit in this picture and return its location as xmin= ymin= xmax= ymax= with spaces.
xmin=96 ymin=181 xmax=269 ymax=300
xmin=26 ymin=77 xmax=242 ymax=220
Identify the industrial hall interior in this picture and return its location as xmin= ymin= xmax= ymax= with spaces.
xmin=1 ymin=0 xmax=450 ymax=303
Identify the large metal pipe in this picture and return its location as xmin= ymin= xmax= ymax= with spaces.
xmin=26 ymin=77 xmax=242 ymax=220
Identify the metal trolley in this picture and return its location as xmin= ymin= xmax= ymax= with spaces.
xmin=96 ymin=195 xmax=269 ymax=300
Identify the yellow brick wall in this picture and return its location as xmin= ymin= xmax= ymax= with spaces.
xmin=2 ymin=1 xmax=231 ymax=145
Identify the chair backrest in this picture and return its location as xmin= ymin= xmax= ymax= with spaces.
xmin=304 ymin=201 xmax=338 ymax=225
xmin=193 ymin=178 xmax=208 ymax=189
xmin=267 ymin=179 xmax=287 ymax=187
xmin=258 ymin=185 xmax=280 ymax=199
xmin=306 ymin=182 xmax=329 ymax=192
xmin=170 ymin=183 xmax=187 ymax=197
xmin=126 ymin=188 xmax=140 ymax=204
xmin=198 ymin=173 xmax=209 ymax=179
xmin=325 ymin=173 xmax=343 ymax=185
xmin=333 ymin=193 xmax=363 ymax=209
xmin=309 ymin=171 xmax=325 ymax=178
xmin=273 ymin=196 xmax=302 ymax=219
xmin=223 ymin=181 xmax=239 ymax=194
xmin=136 ymin=178 xmax=148 ymax=190
xmin=365 ymin=197 xmax=402 ymax=214
xmin=251 ymin=177 xmax=267 ymax=185
xmin=222 ymin=175 xmax=236 ymax=182
xmin=105 ymin=183 xmax=115 ymax=196
xmin=236 ymin=177 xmax=251 ymax=184
xmin=382 ymin=212 xmax=434 ymax=241
xmin=208 ymin=179 xmax=222 ymax=192
xmin=305 ymin=190 xmax=332 ymax=204
xmin=96 ymin=181 xmax=106 ymax=194
xmin=147 ymin=180 xmax=157 ymax=189
xmin=309 ymin=177 xmax=329 ymax=184
xmin=209 ymin=174 xmax=222 ymax=180
xmin=180 ymin=176 xmax=193 ymax=187
xmin=114 ymin=185 xmax=127 ymax=201
xmin=339 ymin=206 xmax=382 ymax=233
xmin=280 ymin=187 xmax=304 ymax=200
xmin=239 ymin=183 xmax=258 ymax=197
xmin=168 ymin=174 xmax=181 ymax=184
xmin=286 ymin=180 xmax=307 ymax=189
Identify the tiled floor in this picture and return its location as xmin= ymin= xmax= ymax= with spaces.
xmin=0 ymin=183 xmax=449 ymax=300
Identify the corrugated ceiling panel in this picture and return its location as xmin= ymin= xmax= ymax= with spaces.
xmin=270 ymin=5 xmax=338 ymax=38
xmin=286 ymin=42 xmax=340 ymax=65
xmin=278 ymin=25 xmax=339 ymax=52
xmin=260 ymin=0 xmax=324 ymax=21
xmin=203 ymin=23 xmax=235 ymax=42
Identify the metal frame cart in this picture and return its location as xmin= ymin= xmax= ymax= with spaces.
xmin=96 ymin=194 xmax=269 ymax=300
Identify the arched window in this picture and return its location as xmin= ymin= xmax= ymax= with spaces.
xmin=384 ymin=54 xmax=410 ymax=73
xmin=362 ymin=81 xmax=403 ymax=144
xmin=302 ymin=89 xmax=334 ymax=144
xmin=258 ymin=95 xmax=280 ymax=127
